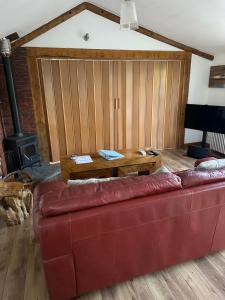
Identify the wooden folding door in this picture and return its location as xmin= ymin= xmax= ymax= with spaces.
xmin=112 ymin=60 xmax=183 ymax=151
xmin=39 ymin=58 xmax=184 ymax=162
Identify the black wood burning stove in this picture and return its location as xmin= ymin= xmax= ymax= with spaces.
xmin=4 ymin=134 xmax=40 ymax=172
xmin=0 ymin=38 xmax=40 ymax=172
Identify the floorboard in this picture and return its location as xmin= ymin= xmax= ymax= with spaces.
xmin=1 ymin=149 xmax=225 ymax=300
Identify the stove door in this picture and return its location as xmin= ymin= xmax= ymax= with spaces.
xmin=19 ymin=142 xmax=39 ymax=168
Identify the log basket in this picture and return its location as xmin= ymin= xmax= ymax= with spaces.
xmin=0 ymin=171 xmax=34 ymax=226
xmin=3 ymin=170 xmax=34 ymax=191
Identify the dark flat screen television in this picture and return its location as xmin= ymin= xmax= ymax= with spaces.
xmin=185 ymin=104 xmax=225 ymax=134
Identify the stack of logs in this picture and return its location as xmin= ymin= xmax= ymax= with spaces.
xmin=0 ymin=181 xmax=33 ymax=226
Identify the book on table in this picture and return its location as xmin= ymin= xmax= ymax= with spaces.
xmin=98 ymin=150 xmax=124 ymax=160
xmin=70 ymin=155 xmax=93 ymax=164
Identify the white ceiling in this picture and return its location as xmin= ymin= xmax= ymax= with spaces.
xmin=1 ymin=0 xmax=225 ymax=55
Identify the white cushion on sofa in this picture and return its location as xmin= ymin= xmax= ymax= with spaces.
xmin=68 ymin=177 xmax=122 ymax=186
xmin=196 ymin=159 xmax=225 ymax=170
xmin=153 ymin=165 xmax=171 ymax=175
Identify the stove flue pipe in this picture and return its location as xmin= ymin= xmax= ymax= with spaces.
xmin=0 ymin=38 xmax=23 ymax=137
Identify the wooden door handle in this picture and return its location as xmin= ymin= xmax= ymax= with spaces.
xmin=117 ymin=98 xmax=120 ymax=109
xmin=114 ymin=98 xmax=117 ymax=110
xmin=113 ymin=98 xmax=120 ymax=110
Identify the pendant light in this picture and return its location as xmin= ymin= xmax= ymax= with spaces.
xmin=120 ymin=0 xmax=139 ymax=30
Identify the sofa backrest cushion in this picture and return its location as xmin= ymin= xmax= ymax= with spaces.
xmin=39 ymin=173 xmax=182 ymax=217
xmin=177 ymin=167 xmax=225 ymax=188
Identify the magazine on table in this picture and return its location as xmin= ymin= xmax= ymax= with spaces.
xmin=98 ymin=150 xmax=124 ymax=160
xmin=70 ymin=155 xmax=93 ymax=164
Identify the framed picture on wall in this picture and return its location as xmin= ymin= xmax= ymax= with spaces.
xmin=209 ymin=65 xmax=225 ymax=88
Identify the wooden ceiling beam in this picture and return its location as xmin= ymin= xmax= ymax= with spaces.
xmin=11 ymin=1 xmax=214 ymax=60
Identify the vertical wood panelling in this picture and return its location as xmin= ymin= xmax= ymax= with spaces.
xmin=132 ymin=62 xmax=140 ymax=149
xmin=102 ymin=61 xmax=111 ymax=149
xmin=40 ymin=60 xmax=60 ymax=161
xmin=35 ymin=59 xmax=51 ymax=161
xmin=177 ymin=62 xmax=186 ymax=147
xmin=149 ymin=61 xmax=168 ymax=150
xmin=177 ymin=57 xmax=191 ymax=147
xmin=145 ymin=62 xmax=154 ymax=148
xmin=125 ymin=61 xmax=133 ymax=149
xmin=117 ymin=61 xmax=123 ymax=149
xmin=93 ymin=61 xmax=104 ymax=150
xmin=58 ymin=60 xmax=74 ymax=156
xmin=151 ymin=61 xmax=160 ymax=149
xmin=139 ymin=61 xmax=148 ymax=148
xmin=164 ymin=62 xmax=173 ymax=149
xmin=113 ymin=62 xmax=118 ymax=149
xmin=86 ymin=61 xmax=96 ymax=153
xmin=51 ymin=61 xmax=67 ymax=156
xmin=77 ymin=60 xmax=90 ymax=153
xmin=164 ymin=61 xmax=181 ymax=148
xmin=39 ymin=58 xmax=188 ymax=161
xmin=69 ymin=60 xmax=82 ymax=153
xmin=108 ymin=61 xmax=114 ymax=150
xmin=157 ymin=61 xmax=168 ymax=150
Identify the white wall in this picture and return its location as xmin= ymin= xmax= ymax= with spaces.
xmin=184 ymin=55 xmax=211 ymax=143
xmin=24 ymin=10 xmax=213 ymax=144
xmin=24 ymin=10 xmax=179 ymax=51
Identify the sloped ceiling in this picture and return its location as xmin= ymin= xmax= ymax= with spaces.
xmin=1 ymin=0 xmax=225 ymax=54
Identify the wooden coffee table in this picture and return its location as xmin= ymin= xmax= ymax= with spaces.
xmin=60 ymin=150 xmax=161 ymax=181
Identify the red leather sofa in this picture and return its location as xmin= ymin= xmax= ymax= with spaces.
xmin=34 ymin=167 xmax=225 ymax=300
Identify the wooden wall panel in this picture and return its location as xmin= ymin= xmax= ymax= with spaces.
xmin=109 ymin=60 xmax=184 ymax=151
xmin=102 ymin=61 xmax=111 ymax=149
xmin=112 ymin=62 xmax=118 ymax=149
xmin=139 ymin=61 xmax=148 ymax=148
xmin=39 ymin=58 xmax=189 ymax=161
xmin=157 ymin=61 xmax=168 ymax=150
xmin=108 ymin=62 xmax=114 ymax=150
xmin=86 ymin=61 xmax=96 ymax=153
xmin=132 ymin=62 xmax=140 ymax=150
xmin=151 ymin=61 xmax=161 ymax=149
xmin=116 ymin=61 xmax=123 ymax=150
xmin=58 ymin=60 xmax=73 ymax=155
xmin=40 ymin=60 xmax=60 ymax=161
xmin=164 ymin=61 xmax=182 ymax=148
xmin=178 ymin=58 xmax=191 ymax=147
xmin=52 ymin=61 xmax=67 ymax=155
xmin=145 ymin=62 xmax=154 ymax=148
xmin=76 ymin=60 xmax=90 ymax=153
xmin=93 ymin=61 xmax=104 ymax=151
xmin=124 ymin=61 xmax=133 ymax=150
xmin=69 ymin=60 xmax=82 ymax=153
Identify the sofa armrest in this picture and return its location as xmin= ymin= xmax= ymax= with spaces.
xmin=37 ymin=213 xmax=77 ymax=300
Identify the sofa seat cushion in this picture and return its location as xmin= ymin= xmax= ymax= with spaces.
xmin=177 ymin=167 xmax=225 ymax=188
xmin=39 ymin=173 xmax=182 ymax=217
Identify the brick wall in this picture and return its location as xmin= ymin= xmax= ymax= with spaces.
xmin=0 ymin=47 xmax=36 ymax=174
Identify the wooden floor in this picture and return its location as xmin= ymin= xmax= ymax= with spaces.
xmin=1 ymin=149 xmax=225 ymax=300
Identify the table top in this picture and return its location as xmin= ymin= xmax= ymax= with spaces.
xmin=60 ymin=149 xmax=161 ymax=173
